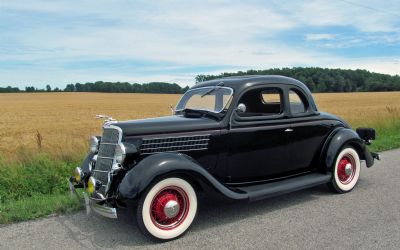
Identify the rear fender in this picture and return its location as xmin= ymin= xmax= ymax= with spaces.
xmin=323 ymin=128 xmax=374 ymax=169
xmin=117 ymin=153 xmax=248 ymax=201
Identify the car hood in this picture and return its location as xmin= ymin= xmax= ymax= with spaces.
xmin=113 ymin=115 xmax=221 ymax=136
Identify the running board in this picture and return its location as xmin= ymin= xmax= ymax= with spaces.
xmin=236 ymin=173 xmax=332 ymax=202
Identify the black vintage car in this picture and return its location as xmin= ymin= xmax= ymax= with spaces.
xmin=69 ymin=75 xmax=379 ymax=241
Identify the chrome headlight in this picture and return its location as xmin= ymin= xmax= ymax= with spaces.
xmin=87 ymin=176 xmax=96 ymax=194
xmin=74 ymin=167 xmax=83 ymax=182
xmin=115 ymin=143 xmax=126 ymax=163
xmin=90 ymin=136 xmax=99 ymax=153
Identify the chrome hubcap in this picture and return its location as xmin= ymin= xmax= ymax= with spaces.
xmin=150 ymin=186 xmax=189 ymax=230
xmin=345 ymin=163 xmax=353 ymax=176
xmin=164 ymin=200 xmax=180 ymax=219
xmin=337 ymin=154 xmax=356 ymax=184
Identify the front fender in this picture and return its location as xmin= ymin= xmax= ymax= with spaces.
xmin=324 ymin=128 xmax=374 ymax=169
xmin=117 ymin=153 xmax=248 ymax=201
xmin=81 ymin=152 xmax=95 ymax=173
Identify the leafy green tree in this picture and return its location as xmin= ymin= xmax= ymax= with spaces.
xmin=195 ymin=67 xmax=400 ymax=92
xmin=25 ymin=86 xmax=35 ymax=92
xmin=0 ymin=86 xmax=20 ymax=93
xmin=64 ymin=84 xmax=75 ymax=92
xmin=2 ymin=67 xmax=399 ymax=94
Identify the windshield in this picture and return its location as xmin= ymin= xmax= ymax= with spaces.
xmin=176 ymin=87 xmax=234 ymax=113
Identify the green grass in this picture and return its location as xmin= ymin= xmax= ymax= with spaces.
xmin=0 ymin=154 xmax=82 ymax=224
xmin=368 ymin=120 xmax=400 ymax=152
xmin=0 ymin=120 xmax=398 ymax=224
xmin=0 ymin=193 xmax=82 ymax=224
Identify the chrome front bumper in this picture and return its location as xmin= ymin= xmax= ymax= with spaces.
xmin=68 ymin=179 xmax=117 ymax=219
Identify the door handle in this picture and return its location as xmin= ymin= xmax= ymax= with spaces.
xmin=284 ymin=128 xmax=294 ymax=132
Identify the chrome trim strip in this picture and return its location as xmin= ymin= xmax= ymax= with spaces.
xmin=93 ymin=169 xmax=109 ymax=173
xmin=142 ymin=138 xmax=210 ymax=145
xmin=142 ymin=143 xmax=209 ymax=150
xmin=97 ymin=156 xmax=115 ymax=160
xmin=99 ymin=142 xmax=119 ymax=145
xmin=141 ymin=147 xmax=208 ymax=155
xmin=142 ymin=134 xmax=210 ymax=141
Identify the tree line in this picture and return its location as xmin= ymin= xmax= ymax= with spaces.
xmin=0 ymin=81 xmax=189 ymax=94
xmin=195 ymin=67 xmax=400 ymax=92
xmin=1 ymin=67 xmax=399 ymax=93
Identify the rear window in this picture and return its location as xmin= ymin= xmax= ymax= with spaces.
xmin=289 ymin=89 xmax=307 ymax=114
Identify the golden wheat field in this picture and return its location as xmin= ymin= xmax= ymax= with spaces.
xmin=0 ymin=92 xmax=399 ymax=160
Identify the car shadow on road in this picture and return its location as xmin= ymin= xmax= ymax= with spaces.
xmin=55 ymin=184 xmax=334 ymax=248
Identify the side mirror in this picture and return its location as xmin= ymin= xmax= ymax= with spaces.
xmin=236 ymin=103 xmax=246 ymax=113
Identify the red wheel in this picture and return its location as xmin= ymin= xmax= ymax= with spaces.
xmin=328 ymin=147 xmax=361 ymax=193
xmin=337 ymin=155 xmax=356 ymax=185
xmin=150 ymin=186 xmax=189 ymax=230
xmin=137 ymin=178 xmax=197 ymax=241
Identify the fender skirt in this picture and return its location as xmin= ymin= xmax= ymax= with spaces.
xmin=324 ymin=128 xmax=374 ymax=169
xmin=117 ymin=153 xmax=248 ymax=201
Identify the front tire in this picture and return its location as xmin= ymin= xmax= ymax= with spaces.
xmin=136 ymin=177 xmax=197 ymax=241
xmin=328 ymin=147 xmax=361 ymax=193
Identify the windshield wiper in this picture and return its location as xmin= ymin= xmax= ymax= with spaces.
xmin=182 ymin=108 xmax=221 ymax=120
xmin=200 ymin=82 xmax=224 ymax=97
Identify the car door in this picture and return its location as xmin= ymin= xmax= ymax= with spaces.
xmin=226 ymin=86 xmax=295 ymax=183
xmin=285 ymin=87 xmax=334 ymax=171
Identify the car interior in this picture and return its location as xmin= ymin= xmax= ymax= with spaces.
xmin=237 ymin=87 xmax=308 ymax=117
xmin=237 ymin=87 xmax=283 ymax=117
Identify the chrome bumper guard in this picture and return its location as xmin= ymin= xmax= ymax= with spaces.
xmin=68 ymin=179 xmax=117 ymax=219
xmin=371 ymin=152 xmax=381 ymax=161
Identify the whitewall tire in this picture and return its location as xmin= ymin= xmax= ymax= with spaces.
xmin=328 ymin=147 xmax=361 ymax=193
xmin=136 ymin=177 xmax=197 ymax=241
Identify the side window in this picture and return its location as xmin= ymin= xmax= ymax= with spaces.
xmin=238 ymin=87 xmax=283 ymax=117
xmin=261 ymin=88 xmax=283 ymax=114
xmin=289 ymin=89 xmax=307 ymax=114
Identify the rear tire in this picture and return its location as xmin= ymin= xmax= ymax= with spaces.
xmin=136 ymin=177 xmax=197 ymax=241
xmin=328 ymin=147 xmax=361 ymax=193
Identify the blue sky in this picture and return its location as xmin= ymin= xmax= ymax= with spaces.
xmin=1 ymin=0 xmax=399 ymax=88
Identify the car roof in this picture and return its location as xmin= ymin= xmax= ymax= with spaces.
xmin=193 ymin=75 xmax=309 ymax=92
xmin=191 ymin=75 xmax=318 ymax=111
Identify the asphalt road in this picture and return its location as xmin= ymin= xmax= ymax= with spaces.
xmin=1 ymin=149 xmax=399 ymax=250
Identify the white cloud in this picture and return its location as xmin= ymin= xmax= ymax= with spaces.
xmin=305 ymin=33 xmax=337 ymax=41
xmin=0 ymin=0 xmax=399 ymax=87
xmin=326 ymin=57 xmax=400 ymax=76
xmin=287 ymin=0 xmax=400 ymax=32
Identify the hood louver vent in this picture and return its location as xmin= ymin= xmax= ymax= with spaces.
xmin=140 ymin=135 xmax=210 ymax=154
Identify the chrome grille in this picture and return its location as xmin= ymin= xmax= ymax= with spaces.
xmin=95 ymin=157 xmax=113 ymax=171
xmin=94 ymin=170 xmax=109 ymax=184
xmin=141 ymin=135 xmax=210 ymax=154
xmin=98 ymin=144 xmax=116 ymax=158
xmin=102 ymin=128 xmax=120 ymax=143
xmin=92 ymin=125 xmax=121 ymax=196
